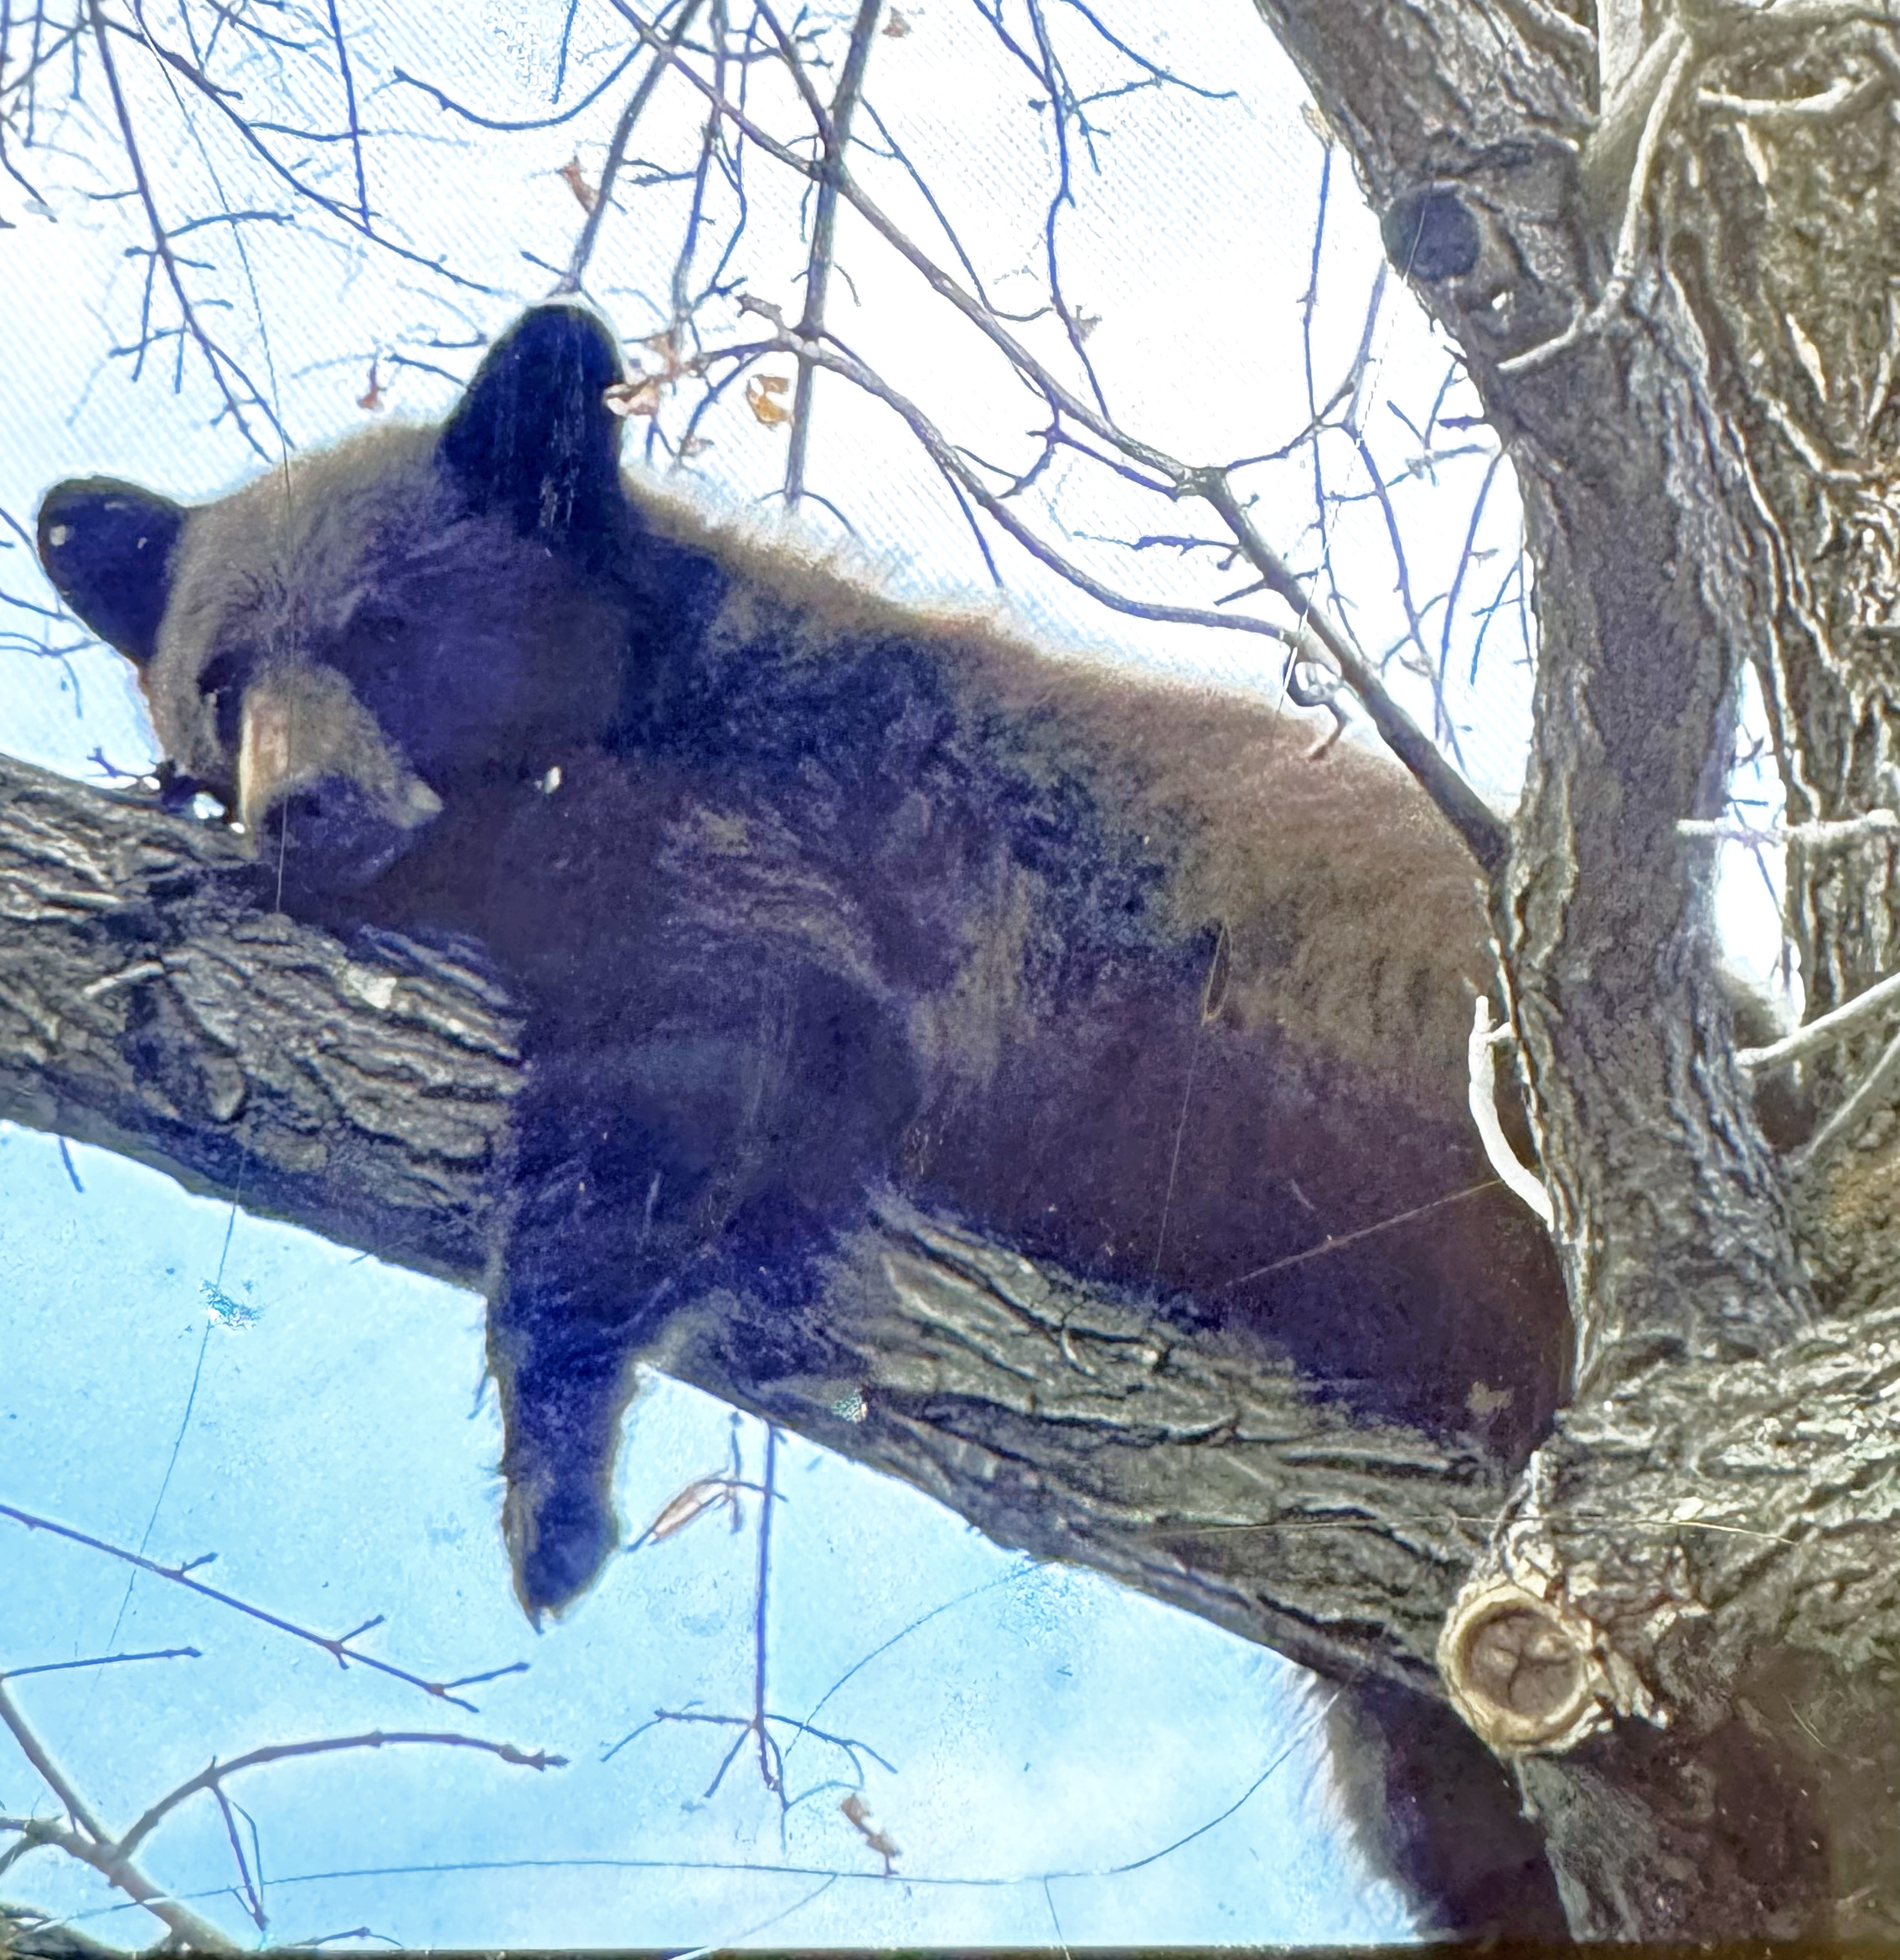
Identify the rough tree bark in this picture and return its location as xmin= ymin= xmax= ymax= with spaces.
xmin=1254 ymin=0 xmax=1900 ymax=1941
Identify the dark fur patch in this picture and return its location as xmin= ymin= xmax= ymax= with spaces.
xmin=39 ymin=479 xmax=185 ymax=666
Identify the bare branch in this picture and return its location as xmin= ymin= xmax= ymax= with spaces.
xmin=0 ymin=1679 xmax=240 ymax=1952
xmin=0 ymin=1502 xmax=524 ymax=1711
xmin=1468 ymin=998 xmax=1554 ymax=1226
xmin=602 ymin=5 xmax=1508 ymax=866
xmin=116 ymin=1729 xmax=566 ymax=1862
xmin=2 ymin=1648 xmax=200 ymax=1680
xmin=1739 ymin=966 xmax=1900 ymax=1076
xmin=724 ymin=307 xmax=1306 ymax=647
xmin=1789 ymin=1022 xmax=1900 ymax=1176
xmin=1699 ymin=70 xmax=1889 ymax=128
xmin=751 ymin=1422 xmax=780 ymax=1792
xmin=321 ymin=0 xmax=368 ymax=227
xmin=83 ymin=0 xmax=284 ymax=451
xmin=1022 ymin=0 xmax=1112 ymax=420
xmin=782 ymin=0 xmax=881 ymax=508
xmin=1503 ymin=28 xmax=1695 ymax=379
xmin=1677 ymin=810 xmax=1900 ymax=850
xmin=557 ymin=0 xmax=707 ymax=295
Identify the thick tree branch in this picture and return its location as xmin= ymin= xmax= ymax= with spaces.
xmin=0 ymin=757 xmax=522 ymax=1285
xmin=0 ymin=750 xmax=1493 ymax=1695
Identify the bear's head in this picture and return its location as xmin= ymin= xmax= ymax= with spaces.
xmin=39 ymin=307 xmax=636 ymax=898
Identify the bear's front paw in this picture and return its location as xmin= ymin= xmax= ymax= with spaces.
xmin=504 ymin=1468 xmax=619 ymax=1623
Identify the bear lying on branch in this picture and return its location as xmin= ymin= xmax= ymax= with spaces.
xmin=37 ymin=304 xmax=1567 ymax=1627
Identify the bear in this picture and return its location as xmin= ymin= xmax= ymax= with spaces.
xmin=39 ymin=302 xmax=1574 ymax=1934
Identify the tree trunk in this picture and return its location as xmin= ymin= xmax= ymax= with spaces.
xmin=1256 ymin=0 xmax=1900 ymax=1939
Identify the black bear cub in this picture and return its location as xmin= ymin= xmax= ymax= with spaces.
xmin=39 ymin=302 xmax=1574 ymax=1934
xmin=38 ymin=304 xmax=1566 ymax=1612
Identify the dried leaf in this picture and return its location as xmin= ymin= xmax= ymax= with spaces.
xmin=746 ymin=374 xmax=793 ymax=428
xmin=840 ymin=1792 xmax=901 ymax=1872
xmin=606 ymin=376 xmax=665 ymax=419
xmin=638 ymin=1475 xmax=739 ymax=1545
xmin=558 ymin=157 xmax=598 ymax=212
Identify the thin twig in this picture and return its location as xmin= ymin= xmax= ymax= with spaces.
xmin=106 ymin=17 xmax=494 ymax=295
xmin=782 ymin=0 xmax=882 ymax=507
xmin=0 ymin=1502 xmax=522 ymax=1710
xmin=116 ymin=1730 xmax=566 ymax=1862
xmin=752 ymin=1422 xmax=780 ymax=1793
xmin=559 ymin=0 xmax=705 ymax=293
xmin=84 ymin=0 xmax=281 ymax=452
xmin=2 ymin=1648 xmax=199 ymax=1680
xmin=393 ymin=48 xmax=643 ymax=132
xmin=718 ymin=312 xmax=1300 ymax=642
xmin=1023 ymin=0 xmax=1112 ymax=420
xmin=321 ymin=0 xmax=367 ymax=227
xmin=1441 ymin=446 xmax=1505 ymax=694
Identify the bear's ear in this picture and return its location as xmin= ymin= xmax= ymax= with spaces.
xmin=38 ymin=478 xmax=187 ymax=667
xmin=439 ymin=305 xmax=626 ymax=539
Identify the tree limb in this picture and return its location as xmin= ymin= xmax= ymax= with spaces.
xmin=0 ymin=750 xmax=1494 ymax=1695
